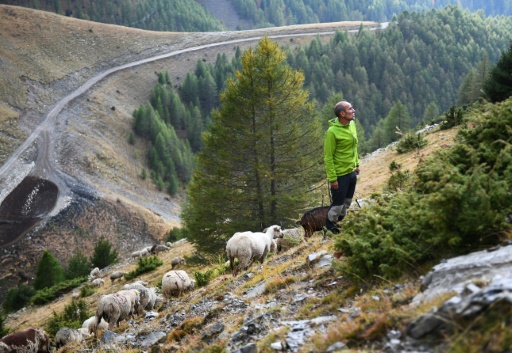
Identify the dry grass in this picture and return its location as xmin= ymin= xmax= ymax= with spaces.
xmin=356 ymin=127 xmax=459 ymax=199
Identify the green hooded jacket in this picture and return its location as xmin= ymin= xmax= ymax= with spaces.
xmin=324 ymin=118 xmax=359 ymax=182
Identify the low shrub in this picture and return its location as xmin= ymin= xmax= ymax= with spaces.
xmin=334 ymin=100 xmax=512 ymax=281
xmin=46 ymin=299 xmax=89 ymax=337
xmin=395 ymin=131 xmax=428 ymax=154
xmin=124 ymin=256 xmax=163 ymax=280
xmin=31 ymin=277 xmax=87 ymax=305
xmin=2 ymin=285 xmax=36 ymax=313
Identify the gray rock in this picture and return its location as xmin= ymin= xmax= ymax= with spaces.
xmin=139 ymin=331 xmax=167 ymax=348
xmin=325 ymin=341 xmax=347 ymax=352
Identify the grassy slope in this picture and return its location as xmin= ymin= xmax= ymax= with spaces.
xmin=0 ymin=7 xmax=461 ymax=351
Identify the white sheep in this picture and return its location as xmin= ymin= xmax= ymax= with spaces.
xmin=88 ymin=267 xmax=100 ymax=282
xmin=91 ymin=278 xmax=105 ymax=287
xmin=270 ymin=238 xmax=278 ymax=253
xmin=92 ymin=291 xmax=137 ymax=336
xmin=171 ymin=256 xmax=186 ymax=269
xmin=82 ymin=316 xmax=108 ymax=335
xmin=116 ymin=289 xmax=141 ymax=316
xmin=146 ymin=287 xmax=163 ymax=310
xmin=226 ymin=225 xmax=283 ymax=276
xmin=161 ymin=270 xmax=195 ymax=298
xmin=131 ymin=248 xmax=150 ymax=259
xmin=123 ymin=283 xmax=151 ymax=315
xmin=110 ymin=271 xmax=126 ymax=283
xmin=54 ymin=327 xmax=88 ymax=348
xmin=131 ymin=250 xmax=142 ymax=259
xmin=152 ymin=244 xmax=171 ymax=254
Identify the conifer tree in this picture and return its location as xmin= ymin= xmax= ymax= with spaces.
xmin=34 ymin=250 xmax=64 ymax=290
xmin=182 ymin=37 xmax=323 ymax=253
xmin=383 ymin=101 xmax=412 ymax=144
xmin=65 ymin=250 xmax=91 ymax=280
xmin=483 ymin=43 xmax=512 ymax=103
xmin=90 ymin=237 xmax=119 ymax=269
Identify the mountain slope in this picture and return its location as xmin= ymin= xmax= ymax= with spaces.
xmin=0 ymin=4 xmax=377 ymax=302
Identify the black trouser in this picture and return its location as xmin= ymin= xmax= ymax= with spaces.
xmin=325 ymin=171 xmax=357 ymax=233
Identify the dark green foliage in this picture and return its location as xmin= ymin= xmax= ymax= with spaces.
xmin=34 ymin=250 xmax=64 ymax=290
xmin=31 ymin=277 xmax=87 ymax=305
xmin=229 ymin=0 xmax=512 ymax=25
xmin=46 ymin=299 xmax=89 ymax=337
xmin=128 ymin=132 xmax=136 ymax=145
xmin=2 ymin=285 xmax=36 ymax=314
xmin=386 ymin=161 xmax=412 ymax=192
xmin=6 ymin=0 xmax=226 ymax=32
xmin=65 ymin=250 xmax=92 ymax=280
xmin=0 ymin=314 xmax=8 ymax=337
xmin=395 ymin=131 xmax=428 ymax=154
xmin=194 ymin=269 xmax=215 ymax=287
xmin=334 ymin=99 xmax=512 ymax=281
xmin=79 ymin=284 xmax=96 ymax=298
xmin=483 ymin=43 xmax=512 ymax=103
xmin=182 ymin=38 xmax=323 ymax=253
xmin=90 ymin=236 xmax=119 ymax=269
xmin=124 ymin=256 xmax=163 ymax=280
xmin=166 ymin=228 xmax=182 ymax=243
xmin=441 ymin=106 xmax=466 ymax=130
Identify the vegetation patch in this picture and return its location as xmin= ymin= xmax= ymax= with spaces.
xmin=124 ymin=256 xmax=163 ymax=280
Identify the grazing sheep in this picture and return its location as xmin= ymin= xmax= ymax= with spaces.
xmin=146 ymin=287 xmax=163 ymax=310
xmin=226 ymin=225 xmax=283 ymax=276
xmin=88 ymin=267 xmax=100 ymax=282
xmin=161 ymin=270 xmax=195 ymax=298
xmin=122 ymin=283 xmax=151 ymax=315
xmin=131 ymin=250 xmax=142 ymax=259
xmin=116 ymin=289 xmax=141 ymax=316
xmin=0 ymin=328 xmax=50 ymax=353
xmin=91 ymin=278 xmax=105 ymax=287
xmin=54 ymin=327 xmax=88 ymax=348
xmin=109 ymin=271 xmax=126 ymax=283
xmin=166 ymin=242 xmax=174 ymax=248
xmin=92 ymin=291 xmax=137 ymax=336
xmin=131 ymin=248 xmax=150 ymax=259
xmin=171 ymin=256 xmax=186 ymax=269
xmin=151 ymin=244 xmax=171 ymax=255
xmin=82 ymin=316 xmax=108 ymax=335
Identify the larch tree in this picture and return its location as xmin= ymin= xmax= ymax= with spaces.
xmin=181 ymin=37 xmax=323 ymax=253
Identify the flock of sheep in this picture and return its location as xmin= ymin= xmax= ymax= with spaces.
xmin=1 ymin=216 xmax=315 ymax=352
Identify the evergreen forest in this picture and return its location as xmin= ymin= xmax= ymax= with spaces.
xmin=229 ymin=0 xmax=512 ymax=26
xmin=3 ymin=0 xmax=512 ymax=31
xmin=131 ymin=6 xmax=512 ymax=196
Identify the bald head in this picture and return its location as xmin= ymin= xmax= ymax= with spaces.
xmin=334 ymin=101 xmax=349 ymax=118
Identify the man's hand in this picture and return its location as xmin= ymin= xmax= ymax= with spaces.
xmin=330 ymin=181 xmax=339 ymax=190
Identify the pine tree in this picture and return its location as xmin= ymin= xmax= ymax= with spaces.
xmin=383 ymin=101 xmax=412 ymax=144
xmin=182 ymin=37 xmax=323 ymax=253
xmin=483 ymin=43 xmax=512 ymax=103
xmin=90 ymin=237 xmax=119 ymax=269
xmin=34 ymin=250 xmax=64 ymax=290
xmin=65 ymin=250 xmax=91 ymax=280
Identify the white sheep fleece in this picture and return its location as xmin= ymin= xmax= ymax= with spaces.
xmin=161 ymin=270 xmax=194 ymax=298
xmin=226 ymin=225 xmax=283 ymax=276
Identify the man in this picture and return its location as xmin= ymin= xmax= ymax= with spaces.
xmin=324 ymin=101 xmax=360 ymax=235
